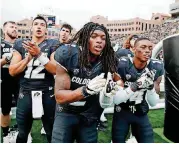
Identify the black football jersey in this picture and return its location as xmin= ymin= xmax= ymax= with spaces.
xmin=116 ymin=57 xmax=164 ymax=115
xmin=13 ymin=39 xmax=60 ymax=90
xmin=1 ymin=39 xmax=14 ymax=81
xmin=54 ymin=44 xmax=103 ymax=119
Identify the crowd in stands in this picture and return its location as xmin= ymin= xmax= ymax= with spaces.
xmin=140 ymin=20 xmax=179 ymax=44
xmin=111 ymin=18 xmax=179 ymax=47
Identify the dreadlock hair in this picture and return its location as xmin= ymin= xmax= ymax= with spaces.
xmin=70 ymin=22 xmax=118 ymax=75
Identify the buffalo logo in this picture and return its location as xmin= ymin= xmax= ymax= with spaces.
xmin=49 ymin=86 xmax=53 ymax=90
xmin=116 ymin=106 xmax=121 ymax=112
xmin=19 ymin=92 xmax=24 ymax=99
xmin=73 ymin=69 xmax=79 ymax=75
xmin=126 ymin=74 xmax=131 ymax=80
xmin=34 ymin=92 xmax=40 ymax=97
xmin=86 ymin=71 xmax=92 ymax=76
xmin=57 ymin=106 xmax=63 ymax=112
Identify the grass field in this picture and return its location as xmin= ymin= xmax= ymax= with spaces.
xmin=6 ymin=108 xmax=172 ymax=143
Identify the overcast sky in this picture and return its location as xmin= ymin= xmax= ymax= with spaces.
xmin=1 ymin=0 xmax=175 ymax=30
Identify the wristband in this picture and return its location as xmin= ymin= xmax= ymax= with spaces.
xmin=81 ymin=86 xmax=91 ymax=98
xmin=37 ymin=53 xmax=50 ymax=66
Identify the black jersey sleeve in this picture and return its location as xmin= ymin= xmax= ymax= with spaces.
xmin=13 ymin=39 xmax=24 ymax=55
xmin=117 ymin=57 xmax=130 ymax=81
xmin=48 ymin=39 xmax=60 ymax=54
xmin=150 ymin=59 xmax=164 ymax=81
xmin=116 ymin=48 xmax=134 ymax=58
xmin=54 ymin=44 xmax=78 ymax=71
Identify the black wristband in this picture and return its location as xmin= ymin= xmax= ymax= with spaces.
xmin=81 ymin=86 xmax=91 ymax=98
xmin=148 ymin=84 xmax=154 ymax=90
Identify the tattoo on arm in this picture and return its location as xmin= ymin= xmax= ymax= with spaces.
xmin=55 ymin=64 xmax=71 ymax=93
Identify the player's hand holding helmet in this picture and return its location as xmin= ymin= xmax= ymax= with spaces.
xmin=83 ymin=73 xmax=106 ymax=97
xmin=131 ymin=68 xmax=155 ymax=91
xmin=99 ymin=72 xmax=122 ymax=108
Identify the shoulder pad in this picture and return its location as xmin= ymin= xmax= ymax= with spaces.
xmin=120 ymin=57 xmax=128 ymax=61
xmin=150 ymin=59 xmax=164 ymax=70
xmin=54 ymin=44 xmax=79 ymax=71
xmin=14 ymin=39 xmax=23 ymax=47
xmin=55 ymin=43 xmax=79 ymax=64
xmin=46 ymin=39 xmax=60 ymax=46
xmin=118 ymin=57 xmax=130 ymax=69
xmin=149 ymin=59 xmax=164 ymax=80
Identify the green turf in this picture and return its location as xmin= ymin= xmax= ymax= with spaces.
xmin=148 ymin=109 xmax=165 ymax=128
xmin=98 ymin=109 xmax=171 ymax=143
xmin=153 ymin=128 xmax=173 ymax=143
xmin=98 ymin=114 xmax=112 ymax=143
xmin=31 ymin=121 xmax=47 ymax=143
xmin=1 ymin=109 xmax=173 ymax=143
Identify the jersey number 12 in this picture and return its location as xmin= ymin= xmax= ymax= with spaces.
xmin=24 ymin=58 xmax=45 ymax=79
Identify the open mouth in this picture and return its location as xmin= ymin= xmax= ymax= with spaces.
xmin=94 ymin=45 xmax=103 ymax=52
xmin=36 ymin=30 xmax=42 ymax=34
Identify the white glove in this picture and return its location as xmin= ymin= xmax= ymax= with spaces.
xmin=130 ymin=68 xmax=155 ymax=91
xmin=86 ymin=73 xmax=106 ymax=95
xmin=103 ymin=75 xmax=124 ymax=98
xmin=100 ymin=72 xmax=131 ymax=105
xmin=134 ymin=68 xmax=155 ymax=90
xmin=146 ymin=88 xmax=159 ymax=107
xmin=113 ymin=86 xmax=135 ymax=105
xmin=99 ymin=72 xmax=114 ymax=108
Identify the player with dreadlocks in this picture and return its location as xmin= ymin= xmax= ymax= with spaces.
xmin=52 ymin=22 xmax=118 ymax=143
